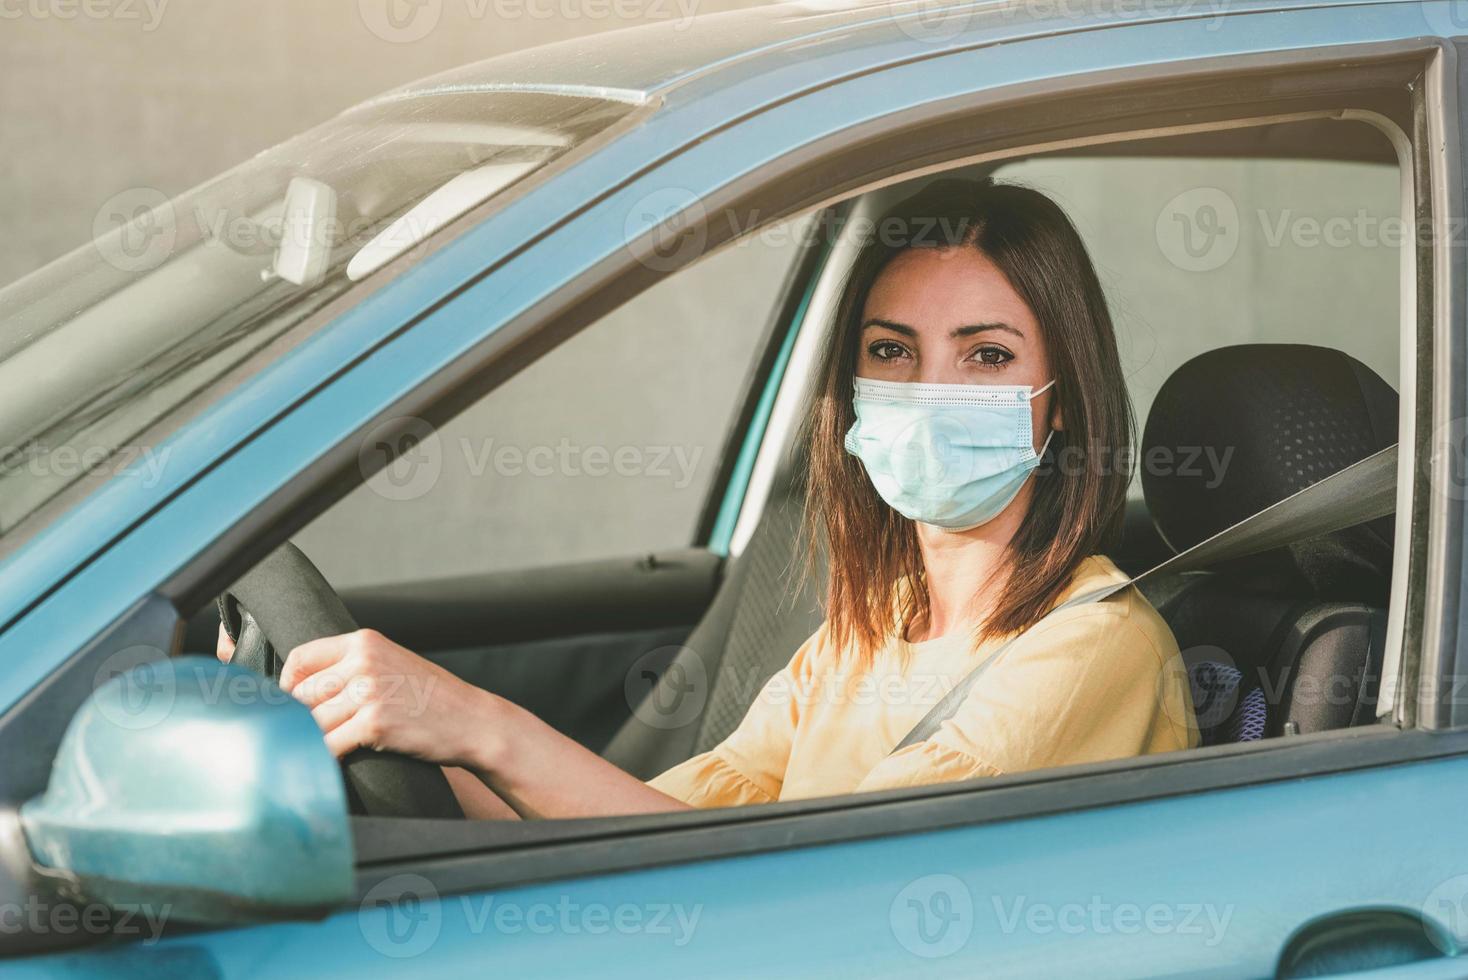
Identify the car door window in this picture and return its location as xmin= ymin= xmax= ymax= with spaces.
xmin=296 ymin=217 xmax=811 ymax=589
xmin=993 ymin=142 xmax=1401 ymax=495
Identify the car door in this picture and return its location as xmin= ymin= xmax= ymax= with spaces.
xmin=6 ymin=3 xmax=1468 ymax=978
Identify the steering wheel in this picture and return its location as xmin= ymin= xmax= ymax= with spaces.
xmin=217 ymin=542 xmax=464 ymax=820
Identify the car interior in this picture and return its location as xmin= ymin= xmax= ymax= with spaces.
xmin=179 ymin=112 xmax=1408 ymax=817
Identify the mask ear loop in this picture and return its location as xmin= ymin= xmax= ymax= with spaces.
xmin=1030 ymin=379 xmax=1057 ymax=460
xmin=1036 ymin=428 xmax=1055 ymax=459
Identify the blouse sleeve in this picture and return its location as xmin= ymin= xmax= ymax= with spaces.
xmin=648 ymin=627 xmax=827 ymax=808
xmin=857 ymin=600 xmax=1190 ymax=793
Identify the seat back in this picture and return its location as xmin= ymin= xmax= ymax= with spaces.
xmin=1170 ymin=586 xmax=1387 ymax=745
xmin=603 ymin=492 xmax=823 ymax=779
xmin=1140 ymin=344 xmax=1397 ymax=744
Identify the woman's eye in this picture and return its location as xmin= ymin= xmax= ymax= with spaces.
xmin=868 ymin=340 xmax=911 ymax=361
xmin=971 ymin=346 xmax=1014 ymax=369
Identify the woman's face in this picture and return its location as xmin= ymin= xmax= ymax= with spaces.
xmin=855 ymin=246 xmax=1060 ymax=446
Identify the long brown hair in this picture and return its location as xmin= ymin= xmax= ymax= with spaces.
xmin=802 ymin=177 xmax=1133 ymax=662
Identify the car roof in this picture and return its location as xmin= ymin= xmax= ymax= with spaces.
xmin=358 ymin=0 xmax=1404 ymax=110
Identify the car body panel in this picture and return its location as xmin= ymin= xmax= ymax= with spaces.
xmin=12 ymin=752 xmax=1468 ymax=977
xmin=375 ymin=0 xmax=1420 ymax=101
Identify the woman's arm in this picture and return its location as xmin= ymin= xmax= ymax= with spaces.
xmin=273 ymin=628 xmax=693 ymax=819
xmin=464 ymin=695 xmax=695 ymax=819
xmin=442 ymin=767 xmax=523 ymax=820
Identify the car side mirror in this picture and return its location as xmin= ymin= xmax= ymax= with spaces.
xmin=18 ymin=657 xmax=352 ymax=924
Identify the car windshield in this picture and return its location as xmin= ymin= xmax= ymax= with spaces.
xmin=0 ymin=87 xmax=638 ymax=545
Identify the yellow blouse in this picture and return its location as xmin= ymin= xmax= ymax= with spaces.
xmin=649 ymin=555 xmax=1198 ymax=807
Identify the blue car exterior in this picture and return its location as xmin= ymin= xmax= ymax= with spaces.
xmin=6 ymin=1 xmax=1468 ymax=976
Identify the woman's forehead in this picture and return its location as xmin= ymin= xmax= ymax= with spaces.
xmin=862 ymin=248 xmax=1039 ymax=337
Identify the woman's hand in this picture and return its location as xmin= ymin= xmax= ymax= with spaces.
xmin=274 ymin=628 xmax=496 ymax=768
xmin=215 ymin=622 xmax=496 ymax=767
xmin=216 ymin=623 xmax=236 ymax=663
xmin=218 ymin=619 xmax=497 ymax=768
xmin=215 ymin=620 xmax=688 ymax=819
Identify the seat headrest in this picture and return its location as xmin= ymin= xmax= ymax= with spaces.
xmin=1141 ymin=344 xmax=1397 ymax=603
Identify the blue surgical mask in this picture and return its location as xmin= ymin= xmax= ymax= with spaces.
xmin=843 ymin=377 xmax=1055 ymax=531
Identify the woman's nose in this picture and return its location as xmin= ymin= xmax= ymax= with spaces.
xmin=917 ymin=363 xmax=971 ymax=385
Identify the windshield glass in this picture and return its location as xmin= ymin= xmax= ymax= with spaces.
xmin=0 ymin=88 xmax=637 ymax=546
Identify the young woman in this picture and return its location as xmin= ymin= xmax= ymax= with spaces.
xmin=219 ymin=178 xmax=1198 ymax=819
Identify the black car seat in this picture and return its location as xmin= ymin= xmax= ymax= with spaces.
xmin=603 ymin=491 xmax=825 ymax=778
xmin=1139 ymin=344 xmax=1397 ymax=744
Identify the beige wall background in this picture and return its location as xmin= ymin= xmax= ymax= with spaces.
xmin=0 ymin=0 xmax=763 ymax=285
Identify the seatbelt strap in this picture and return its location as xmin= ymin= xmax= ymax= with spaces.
xmin=890 ymin=444 xmax=1398 ymax=753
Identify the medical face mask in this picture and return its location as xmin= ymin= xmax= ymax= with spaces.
xmin=843 ymin=377 xmax=1055 ymax=531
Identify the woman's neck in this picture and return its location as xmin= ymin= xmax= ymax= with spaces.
xmin=908 ymin=482 xmax=1034 ymax=643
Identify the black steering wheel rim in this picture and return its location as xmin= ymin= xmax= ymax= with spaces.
xmin=217 ymin=542 xmax=463 ymax=820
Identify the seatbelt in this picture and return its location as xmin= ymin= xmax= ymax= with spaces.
xmin=890 ymin=444 xmax=1398 ymax=752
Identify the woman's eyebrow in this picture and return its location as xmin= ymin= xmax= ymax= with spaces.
xmin=952 ymin=322 xmax=1024 ymax=339
xmin=861 ymin=318 xmax=1024 ymax=339
xmin=861 ymin=318 xmax=917 ymax=336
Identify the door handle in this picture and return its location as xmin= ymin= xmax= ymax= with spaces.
xmin=1277 ymin=908 xmax=1457 ymax=977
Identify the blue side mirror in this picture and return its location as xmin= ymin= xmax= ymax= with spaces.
xmin=19 ymin=657 xmax=352 ymax=923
